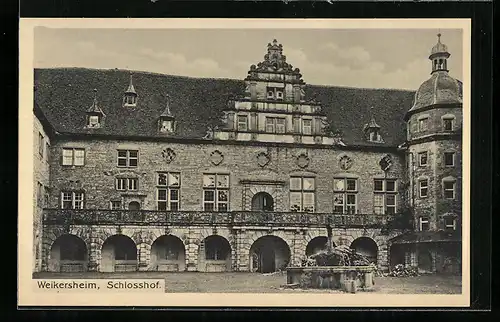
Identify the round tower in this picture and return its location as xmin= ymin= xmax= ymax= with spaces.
xmin=401 ymin=33 xmax=463 ymax=274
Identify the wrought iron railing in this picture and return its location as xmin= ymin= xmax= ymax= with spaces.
xmin=42 ymin=209 xmax=400 ymax=228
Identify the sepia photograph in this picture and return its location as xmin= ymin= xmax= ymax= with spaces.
xmin=19 ymin=18 xmax=470 ymax=307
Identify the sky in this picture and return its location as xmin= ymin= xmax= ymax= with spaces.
xmin=34 ymin=27 xmax=463 ymax=90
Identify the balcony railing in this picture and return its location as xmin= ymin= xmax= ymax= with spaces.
xmin=42 ymin=209 xmax=398 ymax=228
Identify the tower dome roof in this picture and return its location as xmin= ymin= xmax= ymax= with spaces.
xmin=430 ymin=33 xmax=449 ymax=57
xmin=409 ymin=71 xmax=462 ymax=113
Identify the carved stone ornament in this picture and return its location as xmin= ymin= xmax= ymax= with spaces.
xmin=257 ymin=152 xmax=270 ymax=167
xmin=379 ymin=154 xmax=393 ymax=172
xmin=161 ymin=148 xmax=176 ymax=164
xmin=210 ymin=150 xmax=224 ymax=166
xmin=339 ymin=155 xmax=353 ymax=170
xmin=296 ymin=153 xmax=310 ymax=169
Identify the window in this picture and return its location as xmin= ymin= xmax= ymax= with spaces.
xmin=117 ymin=150 xmax=138 ymax=167
xmin=125 ymin=95 xmax=136 ymax=105
xmin=237 ymin=115 xmax=248 ymax=131
xmin=160 ymin=120 xmax=174 ymax=133
xmin=444 ymin=152 xmax=455 ymax=167
xmin=443 ymin=117 xmax=454 ymax=131
xmin=37 ymin=182 xmax=43 ymax=208
xmin=44 ymin=186 xmax=50 ymax=208
xmin=203 ymin=174 xmax=229 ymax=211
xmin=373 ymin=179 xmax=398 ymax=214
xmin=443 ymin=181 xmax=455 ymax=199
xmin=418 ymin=117 xmax=428 ymax=131
xmin=265 ymin=117 xmax=286 ymax=133
xmin=276 ymin=91 xmax=283 ymax=100
xmin=62 ymin=148 xmax=85 ymax=166
xmin=333 ymin=178 xmax=357 ymax=214
xmin=419 ymin=179 xmax=429 ymax=198
xmin=88 ymin=115 xmax=100 ymax=127
xmin=45 ymin=142 xmax=50 ymax=163
xmin=38 ymin=133 xmax=44 ymax=157
xmin=419 ymin=217 xmax=430 ymax=231
xmin=276 ymin=118 xmax=286 ymax=133
xmin=61 ymin=191 xmax=84 ymax=209
xmin=290 ymin=177 xmax=315 ymax=212
xmin=115 ymin=178 xmax=138 ymax=191
xmin=444 ymin=217 xmax=456 ymax=231
xmin=110 ymin=201 xmax=122 ymax=210
xmin=157 ymin=172 xmax=181 ymax=211
xmin=418 ymin=152 xmax=428 ymax=166
xmin=302 ymin=119 xmax=312 ymax=135
xmin=267 ymin=90 xmax=274 ymax=99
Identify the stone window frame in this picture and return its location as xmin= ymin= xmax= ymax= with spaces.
xmin=265 ymin=116 xmax=286 ymax=134
xmin=441 ymin=114 xmax=456 ymax=132
xmin=61 ymin=191 xmax=85 ymax=210
xmin=202 ymin=173 xmax=230 ymax=212
xmin=237 ymin=114 xmax=249 ymax=132
xmin=373 ymin=178 xmax=398 ymax=214
xmin=333 ymin=177 xmax=358 ymax=214
xmin=115 ymin=177 xmax=139 ymax=191
xmin=302 ymin=118 xmax=313 ymax=135
xmin=156 ymin=172 xmax=181 ymax=211
xmin=117 ymin=149 xmax=139 ymax=168
xmin=289 ymin=176 xmax=316 ymax=213
xmin=442 ymin=177 xmax=456 ymax=200
xmin=45 ymin=141 xmax=50 ymax=163
xmin=444 ymin=151 xmax=456 ymax=167
xmin=61 ymin=148 xmax=85 ymax=166
xmin=418 ymin=151 xmax=428 ymax=167
xmin=419 ymin=216 xmax=430 ymax=231
xmin=418 ymin=177 xmax=429 ymax=198
xmin=110 ymin=200 xmax=122 ymax=210
xmin=417 ymin=114 xmax=430 ymax=132
xmin=444 ymin=217 xmax=457 ymax=231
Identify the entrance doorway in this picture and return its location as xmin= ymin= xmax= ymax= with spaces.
xmin=249 ymin=235 xmax=290 ymax=273
xmin=251 ymin=192 xmax=274 ymax=212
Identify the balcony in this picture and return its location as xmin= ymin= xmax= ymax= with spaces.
xmin=42 ymin=209 xmax=399 ymax=228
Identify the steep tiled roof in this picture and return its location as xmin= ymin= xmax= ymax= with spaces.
xmin=34 ymin=68 xmax=415 ymax=147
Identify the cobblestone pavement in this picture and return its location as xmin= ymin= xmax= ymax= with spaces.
xmin=33 ymin=272 xmax=462 ymax=294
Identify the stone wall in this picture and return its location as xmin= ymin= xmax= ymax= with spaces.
xmin=33 ymin=115 xmax=51 ymax=272
xmin=49 ymin=139 xmax=404 ymax=214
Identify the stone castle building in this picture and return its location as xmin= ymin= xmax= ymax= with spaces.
xmin=32 ymin=35 xmax=463 ymax=274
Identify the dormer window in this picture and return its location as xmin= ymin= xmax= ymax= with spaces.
xmin=123 ymin=73 xmax=138 ymax=107
xmin=159 ymin=94 xmax=176 ymax=134
xmin=363 ymin=109 xmax=383 ymax=143
xmin=88 ymin=115 xmax=100 ymax=128
xmin=85 ymin=89 xmax=105 ymax=129
xmin=160 ymin=120 xmax=174 ymax=133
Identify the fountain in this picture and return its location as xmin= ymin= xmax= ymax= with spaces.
xmin=285 ymin=244 xmax=377 ymax=293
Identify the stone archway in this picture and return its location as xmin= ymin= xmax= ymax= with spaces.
xmin=305 ymin=236 xmax=332 ymax=256
xmin=101 ymin=234 xmax=138 ymax=272
xmin=251 ymin=192 xmax=274 ymax=211
xmin=250 ymin=235 xmax=291 ymax=273
xmin=350 ymin=237 xmax=378 ymax=265
xmin=49 ymin=234 xmax=88 ymax=272
xmin=200 ymin=235 xmax=232 ymax=272
xmin=150 ymin=235 xmax=186 ymax=272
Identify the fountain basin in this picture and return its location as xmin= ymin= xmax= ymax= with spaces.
xmin=286 ymin=266 xmax=376 ymax=292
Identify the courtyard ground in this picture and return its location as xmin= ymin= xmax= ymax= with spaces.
xmin=32 ymin=271 xmax=462 ymax=294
